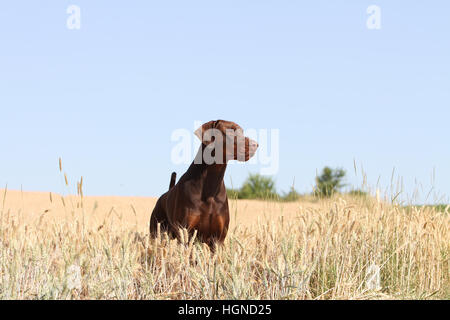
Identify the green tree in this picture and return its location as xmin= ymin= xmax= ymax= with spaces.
xmin=314 ymin=167 xmax=346 ymax=197
xmin=281 ymin=187 xmax=301 ymax=202
xmin=237 ymin=174 xmax=278 ymax=199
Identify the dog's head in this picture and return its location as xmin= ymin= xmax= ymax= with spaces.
xmin=194 ymin=120 xmax=258 ymax=163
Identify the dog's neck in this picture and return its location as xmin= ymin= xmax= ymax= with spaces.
xmin=185 ymin=145 xmax=228 ymax=200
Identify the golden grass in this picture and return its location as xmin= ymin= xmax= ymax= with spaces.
xmin=0 ymin=188 xmax=448 ymax=299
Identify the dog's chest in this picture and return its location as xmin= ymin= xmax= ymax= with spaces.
xmin=185 ymin=198 xmax=228 ymax=235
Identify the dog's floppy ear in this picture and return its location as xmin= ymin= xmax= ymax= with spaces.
xmin=194 ymin=120 xmax=222 ymax=144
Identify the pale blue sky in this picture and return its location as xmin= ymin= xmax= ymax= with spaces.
xmin=0 ymin=1 xmax=449 ymax=203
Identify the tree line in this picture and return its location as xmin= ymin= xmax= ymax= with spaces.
xmin=227 ymin=167 xmax=367 ymax=201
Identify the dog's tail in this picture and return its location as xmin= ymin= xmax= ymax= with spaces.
xmin=169 ymin=172 xmax=176 ymax=190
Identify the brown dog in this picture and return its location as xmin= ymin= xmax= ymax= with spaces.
xmin=149 ymin=120 xmax=258 ymax=249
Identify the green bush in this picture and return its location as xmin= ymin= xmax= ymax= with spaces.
xmin=227 ymin=174 xmax=278 ymax=200
xmin=238 ymin=174 xmax=278 ymax=199
xmin=227 ymin=174 xmax=305 ymax=201
xmin=226 ymin=188 xmax=240 ymax=199
xmin=314 ymin=167 xmax=346 ymax=197
xmin=404 ymin=204 xmax=449 ymax=213
xmin=347 ymin=189 xmax=368 ymax=197
xmin=281 ymin=187 xmax=302 ymax=202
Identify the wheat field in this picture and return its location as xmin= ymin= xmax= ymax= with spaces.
xmin=0 ymin=187 xmax=448 ymax=300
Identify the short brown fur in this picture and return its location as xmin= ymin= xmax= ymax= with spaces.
xmin=149 ymin=120 xmax=258 ymax=249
